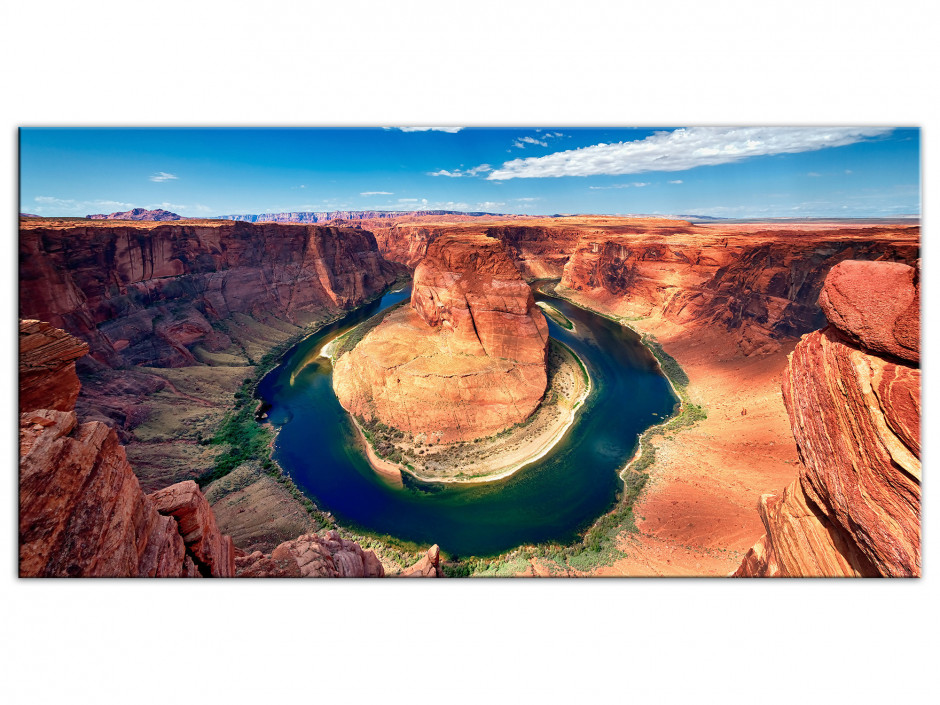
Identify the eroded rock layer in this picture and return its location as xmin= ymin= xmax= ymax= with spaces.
xmin=363 ymin=215 xmax=918 ymax=355
xmin=19 ymin=319 xmax=236 ymax=577
xmin=734 ymin=261 xmax=921 ymax=577
xmin=20 ymin=319 xmax=89 ymax=413
xmin=19 ymin=220 xmax=400 ymax=368
xmin=558 ymin=224 xmax=920 ymax=355
xmin=235 ymin=532 xmax=385 ymax=578
xmin=333 ymin=233 xmax=549 ymax=444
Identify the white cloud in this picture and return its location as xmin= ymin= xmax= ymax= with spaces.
xmin=845 ymin=169 xmax=853 ymax=174
xmin=513 ymin=136 xmax=548 ymax=148
xmin=398 ymin=198 xmax=420 ymax=202
xmin=486 ymin=127 xmax=893 ymax=180
xmin=514 ymin=197 xmax=541 ymax=202
xmin=149 ymin=171 xmax=178 ymax=182
xmin=588 ymin=182 xmax=650 ymax=190
xmin=361 ymin=191 xmax=394 ymax=196
xmin=428 ymin=164 xmax=492 ymax=177
xmin=32 ymin=196 xmax=136 ymax=215
xmin=475 ymin=201 xmax=506 ymax=211
xmin=668 ymin=179 xmax=683 ymax=184
xmin=807 ymin=172 xmax=821 ymax=177
xmin=388 ymin=126 xmax=464 ymax=133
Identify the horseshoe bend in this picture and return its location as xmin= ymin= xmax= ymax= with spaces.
xmin=16 ymin=127 xmax=922 ymax=578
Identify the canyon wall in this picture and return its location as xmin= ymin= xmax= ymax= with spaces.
xmin=370 ymin=221 xmax=584 ymax=276
xmin=19 ymin=320 xmax=235 ymax=577
xmin=19 ymin=220 xmax=401 ymax=368
xmin=333 ymin=233 xmax=549 ymax=444
xmin=557 ymin=225 xmax=919 ymax=355
xmin=734 ymin=260 xmax=920 ymax=577
xmin=366 ymin=217 xmax=918 ymax=355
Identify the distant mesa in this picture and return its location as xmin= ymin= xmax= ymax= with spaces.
xmin=86 ymin=207 xmax=182 ymax=221
xmin=332 ymin=232 xmax=549 ymax=446
xmin=214 ymin=210 xmax=504 ymax=223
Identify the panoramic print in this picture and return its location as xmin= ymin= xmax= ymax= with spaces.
xmin=18 ymin=126 xmax=921 ymax=578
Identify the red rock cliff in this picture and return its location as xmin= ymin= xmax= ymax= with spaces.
xmin=19 ymin=220 xmax=400 ymax=368
xmin=558 ymin=224 xmax=919 ymax=355
xmin=734 ymin=260 xmax=920 ymax=577
xmin=19 ymin=320 xmax=236 ymax=577
xmin=333 ymin=233 xmax=549 ymax=444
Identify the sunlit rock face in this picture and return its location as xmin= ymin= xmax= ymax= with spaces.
xmin=19 ymin=220 xmax=400 ymax=368
xmin=333 ymin=233 xmax=549 ymax=444
xmin=734 ymin=260 xmax=920 ymax=577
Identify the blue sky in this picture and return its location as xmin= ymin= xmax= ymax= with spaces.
xmin=19 ymin=126 xmax=920 ymax=218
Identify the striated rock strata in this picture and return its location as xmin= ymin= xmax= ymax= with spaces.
xmin=20 ymin=319 xmax=89 ymax=412
xmin=559 ymin=223 xmax=919 ymax=355
xmin=734 ymin=260 xmax=920 ymax=577
xmin=333 ymin=233 xmax=549 ymax=444
xmin=19 ymin=220 xmax=400 ymax=368
xmin=19 ymin=321 xmax=235 ymax=577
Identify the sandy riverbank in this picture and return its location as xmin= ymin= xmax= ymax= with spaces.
xmin=522 ymin=288 xmax=802 ymax=576
xmin=349 ymin=339 xmax=591 ymax=484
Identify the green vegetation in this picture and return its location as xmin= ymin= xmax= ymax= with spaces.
xmin=641 ymin=334 xmax=690 ymax=388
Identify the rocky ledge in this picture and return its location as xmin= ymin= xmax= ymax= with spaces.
xmin=734 ymin=260 xmax=920 ymax=577
xmin=19 ymin=318 xmax=416 ymax=578
xmin=332 ymin=233 xmax=549 ymax=446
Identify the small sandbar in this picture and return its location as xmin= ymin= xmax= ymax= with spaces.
xmin=350 ymin=338 xmax=591 ymax=484
xmin=536 ymin=300 xmax=575 ymax=331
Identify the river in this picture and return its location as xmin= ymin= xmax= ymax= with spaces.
xmin=255 ymin=285 xmax=677 ymax=557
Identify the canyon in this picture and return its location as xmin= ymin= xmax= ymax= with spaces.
xmin=17 ymin=213 xmax=920 ymax=577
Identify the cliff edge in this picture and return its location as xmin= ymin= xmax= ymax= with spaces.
xmin=734 ymin=260 xmax=920 ymax=577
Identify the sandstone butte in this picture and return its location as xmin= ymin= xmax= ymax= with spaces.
xmin=19 ymin=318 xmax=442 ymax=578
xmin=734 ymin=260 xmax=920 ymax=577
xmin=332 ymin=232 xmax=549 ymax=445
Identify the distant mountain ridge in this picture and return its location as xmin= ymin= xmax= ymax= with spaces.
xmin=214 ymin=210 xmax=504 ymax=223
xmin=87 ymin=208 xmax=182 ymax=221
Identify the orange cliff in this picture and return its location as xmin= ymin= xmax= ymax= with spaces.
xmin=734 ymin=260 xmax=920 ymax=577
xmin=18 ymin=219 xmax=402 ymax=369
xmin=332 ymin=232 xmax=549 ymax=444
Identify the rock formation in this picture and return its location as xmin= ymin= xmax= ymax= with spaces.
xmin=396 ymin=544 xmax=444 ymax=577
xmin=558 ymin=223 xmax=920 ymax=355
xmin=87 ymin=208 xmax=182 ymax=220
xmin=235 ymin=531 xmax=385 ymax=577
xmin=734 ymin=260 xmax=920 ymax=577
xmin=19 ymin=320 xmax=235 ymax=577
xmin=19 ymin=319 xmax=89 ymax=412
xmin=333 ymin=233 xmax=549 ymax=444
xmin=19 ymin=220 xmax=400 ymax=368
xmin=361 ymin=215 xmax=918 ymax=355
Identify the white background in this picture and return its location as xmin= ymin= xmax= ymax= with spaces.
xmin=2 ymin=2 xmax=937 ymax=703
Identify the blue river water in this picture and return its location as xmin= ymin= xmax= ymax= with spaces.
xmin=255 ymin=286 xmax=677 ymax=557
